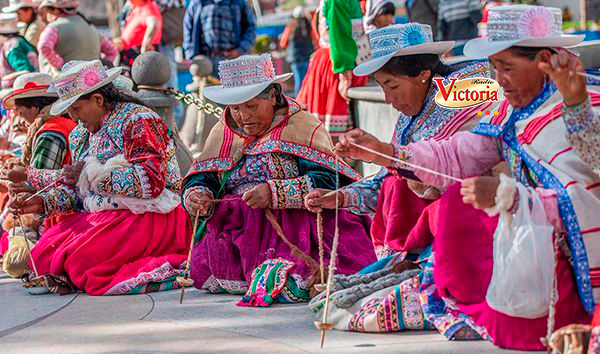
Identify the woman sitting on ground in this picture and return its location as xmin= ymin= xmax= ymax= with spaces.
xmin=11 ymin=60 xmax=190 ymax=295
xmin=181 ymin=54 xmax=376 ymax=307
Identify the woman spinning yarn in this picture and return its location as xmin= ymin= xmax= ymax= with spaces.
xmin=181 ymin=54 xmax=376 ymax=307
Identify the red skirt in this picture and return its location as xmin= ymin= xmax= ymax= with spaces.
xmin=297 ymin=47 xmax=367 ymax=136
xmin=30 ymin=206 xmax=192 ymax=295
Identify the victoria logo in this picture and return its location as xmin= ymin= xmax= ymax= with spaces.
xmin=433 ymin=77 xmax=500 ymax=108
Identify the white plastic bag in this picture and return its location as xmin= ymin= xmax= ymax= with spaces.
xmin=486 ymin=179 xmax=555 ymax=319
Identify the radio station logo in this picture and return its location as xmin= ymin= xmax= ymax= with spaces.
xmin=434 ymin=77 xmax=500 ymax=109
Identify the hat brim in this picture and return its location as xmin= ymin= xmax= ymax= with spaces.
xmin=353 ymin=41 xmax=456 ymax=77
xmin=0 ymin=27 xmax=20 ymax=34
xmin=50 ymin=67 xmax=122 ymax=115
xmin=463 ymin=35 xmax=586 ymax=58
xmin=2 ymin=4 xmax=29 ymax=13
xmin=203 ymin=73 xmax=293 ymax=105
xmin=3 ymin=87 xmax=57 ymax=110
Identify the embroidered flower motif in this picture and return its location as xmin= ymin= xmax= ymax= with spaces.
xmin=518 ymin=7 xmax=556 ymax=38
xmin=80 ymin=67 xmax=102 ymax=88
xmin=259 ymin=56 xmax=275 ymax=80
xmin=401 ymin=24 xmax=427 ymax=47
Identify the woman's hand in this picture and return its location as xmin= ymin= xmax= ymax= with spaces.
xmin=8 ymin=182 xmax=34 ymax=196
xmin=185 ymin=190 xmax=214 ymax=217
xmin=8 ymin=193 xmax=44 ymax=215
xmin=335 ymin=129 xmax=394 ymax=166
xmin=61 ymin=161 xmax=85 ymax=185
xmin=6 ymin=165 xmax=28 ymax=183
xmin=460 ymin=176 xmax=500 ymax=210
xmin=242 ymin=183 xmax=271 ymax=209
xmin=304 ymin=189 xmax=343 ymax=213
xmin=338 ymin=71 xmax=352 ymax=102
xmin=538 ymin=50 xmax=588 ymax=107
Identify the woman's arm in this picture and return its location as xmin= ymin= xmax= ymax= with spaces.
xmin=37 ymin=27 xmax=64 ymax=70
xmin=141 ymin=17 xmax=159 ymax=52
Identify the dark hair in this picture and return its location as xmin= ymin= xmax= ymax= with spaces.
xmin=79 ymin=83 xmax=144 ymax=110
xmin=509 ymin=46 xmax=554 ymax=61
xmin=376 ymin=54 xmax=453 ymax=78
xmin=256 ymin=83 xmax=288 ymax=110
xmin=377 ymin=2 xmax=396 ymax=17
xmin=288 ymin=16 xmax=311 ymax=41
xmin=14 ymin=96 xmax=58 ymax=109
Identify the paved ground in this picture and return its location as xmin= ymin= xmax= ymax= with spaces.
xmin=0 ymin=271 xmax=528 ymax=354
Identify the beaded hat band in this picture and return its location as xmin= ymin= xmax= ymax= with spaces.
xmin=204 ymin=54 xmax=292 ymax=106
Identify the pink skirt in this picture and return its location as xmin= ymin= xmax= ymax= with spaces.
xmin=30 ymin=206 xmax=192 ymax=295
xmin=371 ymin=176 xmax=436 ymax=254
xmin=434 ymin=183 xmax=591 ymax=350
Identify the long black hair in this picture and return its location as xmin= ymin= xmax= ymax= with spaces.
xmin=79 ymin=83 xmax=144 ymax=110
xmin=377 ymin=54 xmax=453 ymax=78
xmin=14 ymin=96 xmax=58 ymax=109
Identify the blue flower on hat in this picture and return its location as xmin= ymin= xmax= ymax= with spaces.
xmin=401 ymin=24 xmax=426 ymax=47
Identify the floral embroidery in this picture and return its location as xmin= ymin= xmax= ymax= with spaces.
xmin=28 ymin=167 xmax=62 ymax=191
xmin=268 ymin=175 xmax=312 ymax=209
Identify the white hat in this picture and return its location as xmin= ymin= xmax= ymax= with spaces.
xmin=0 ymin=70 xmax=28 ymax=99
xmin=0 ymin=13 xmax=20 ymax=34
xmin=2 ymin=73 xmax=57 ymax=109
xmin=2 ymin=0 xmax=38 ymax=13
xmin=292 ymin=6 xmax=304 ymax=18
xmin=203 ymin=54 xmax=292 ymax=106
xmin=38 ymin=0 xmax=79 ymax=9
xmin=464 ymin=5 xmax=585 ymax=58
xmin=50 ymin=60 xmax=122 ymax=115
xmin=353 ymin=23 xmax=455 ymax=77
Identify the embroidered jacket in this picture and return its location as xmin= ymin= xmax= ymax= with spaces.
xmin=182 ymin=98 xmax=361 ymax=210
xmin=340 ymin=59 xmax=493 ymax=214
xmin=29 ymin=103 xmax=181 ymax=214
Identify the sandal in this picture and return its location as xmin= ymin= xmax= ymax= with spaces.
xmin=44 ymin=275 xmax=76 ymax=295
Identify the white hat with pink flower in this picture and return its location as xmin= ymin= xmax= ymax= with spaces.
xmin=204 ymin=53 xmax=292 ymax=105
xmin=49 ymin=59 xmax=122 ymax=115
xmin=464 ymin=5 xmax=585 ymax=58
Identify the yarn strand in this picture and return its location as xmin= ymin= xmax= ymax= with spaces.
xmin=349 ymin=142 xmax=462 ymax=183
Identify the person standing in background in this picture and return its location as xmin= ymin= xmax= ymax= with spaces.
xmin=183 ymin=0 xmax=256 ymax=77
xmin=437 ymin=0 xmax=482 ymax=41
xmin=297 ymin=0 xmax=368 ymax=138
xmin=2 ymin=0 xmax=46 ymax=46
xmin=37 ymin=0 xmax=117 ymax=76
xmin=280 ymin=6 xmax=314 ymax=97
xmin=117 ymin=0 xmax=163 ymax=67
xmin=405 ymin=0 xmax=438 ymax=36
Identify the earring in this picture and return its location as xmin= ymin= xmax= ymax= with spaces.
xmin=422 ymin=80 xmax=426 ymax=83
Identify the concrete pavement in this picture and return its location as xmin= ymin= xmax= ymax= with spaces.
xmin=1 ymin=271 xmax=527 ymax=354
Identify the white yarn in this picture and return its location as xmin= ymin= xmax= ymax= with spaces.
xmin=77 ymin=154 xmax=180 ymax=214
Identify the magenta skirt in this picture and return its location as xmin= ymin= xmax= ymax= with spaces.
xmin=190 ymin=198 xmax=376 ymax=296
xmin=31 ymin=206 xmax=191 ymax=295
xmin=434 ymin=183 xmax=591 ymax=350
